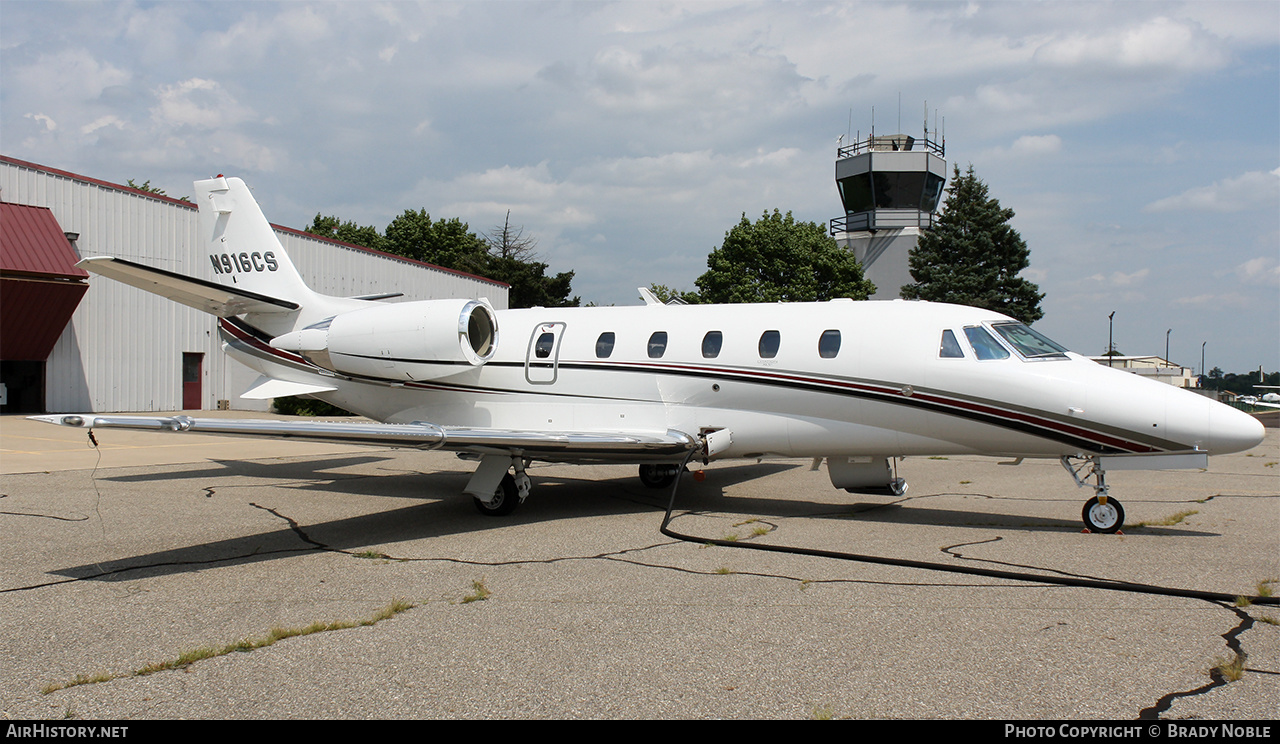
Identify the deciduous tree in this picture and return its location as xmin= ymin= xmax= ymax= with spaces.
xmin=693 ymin=209 xmax=875 ymax=303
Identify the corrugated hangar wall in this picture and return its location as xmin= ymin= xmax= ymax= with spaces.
xmin=0 ymin=157 xmax=509 ymax=413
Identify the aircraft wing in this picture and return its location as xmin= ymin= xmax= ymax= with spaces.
xmin=77 ymin=257 xmax=299 ymax=316
xmin=29 ymin=414 xmax=700 ymax=461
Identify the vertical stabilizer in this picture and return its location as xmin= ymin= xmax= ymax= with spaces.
xmin=195 ymin=176 xmax=315 ymax=307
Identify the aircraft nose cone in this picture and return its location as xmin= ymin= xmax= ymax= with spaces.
xmin=1208 ymin=403 xmax=1265 ymax=455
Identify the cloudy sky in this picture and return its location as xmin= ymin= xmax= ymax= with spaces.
xmin=3 ymin=1 xmax=1277 ymax=373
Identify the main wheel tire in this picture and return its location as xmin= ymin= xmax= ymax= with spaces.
xmin=473 ymin=473 xmax=520 ymax=517
xmin=638 ymin=464 xmax=680 ymax=489
xmin=1082 ymin=495 xmax=1124 ymax=533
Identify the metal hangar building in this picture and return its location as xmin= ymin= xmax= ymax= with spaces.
xmin=0 ymin=155 xmax=509 ymax=414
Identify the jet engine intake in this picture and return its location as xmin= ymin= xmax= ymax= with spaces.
xmin=270 ymin=298 xmax=498 ymax=380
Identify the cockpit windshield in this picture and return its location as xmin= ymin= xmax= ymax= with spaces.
xmin=991 ymin=322 xmax=1070 ymax=359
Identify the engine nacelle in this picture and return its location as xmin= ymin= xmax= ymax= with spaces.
xmin=270 ymin=298 xmax=498 ymax=381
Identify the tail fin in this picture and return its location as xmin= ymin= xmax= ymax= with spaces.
xmin=196 ymin=176 xmax=315 ymax=307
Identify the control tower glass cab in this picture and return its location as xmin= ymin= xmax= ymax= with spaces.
xmin=831 ymin=132 xmax=947 ymax=299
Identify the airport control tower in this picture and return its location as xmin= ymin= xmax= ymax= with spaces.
xmin=831 ymin=125 xmax=947 ymax=299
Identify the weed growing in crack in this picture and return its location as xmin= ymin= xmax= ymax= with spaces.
xmin=1212 ymin=654 xmax=1246 ymax=682
xmin=461 ymin=579 xmax=491 ymax=604
xmin=714 ymin=566 xmax=733 ymax=575
xmin=40 ymin=599 xmax=416 ymax=694
xmin=1132 ymin=510 xmax=1198 ymax=529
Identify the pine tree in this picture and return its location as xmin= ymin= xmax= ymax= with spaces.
xmin=900 ymin=165 xmax=1044 ymax=323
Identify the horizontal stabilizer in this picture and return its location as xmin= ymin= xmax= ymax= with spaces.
xmin=239 ymin=376 xmax=337 ymax=400
xmin=77 ymin=256 xmax=299 ymax=316
xmin=29 ymin=414 xmax=699 ymax=460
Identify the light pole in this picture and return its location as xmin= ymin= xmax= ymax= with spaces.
xmin=1165 ymin=329 xmax=1171 ymax=363
xmin=1108 ymin=311 xmax=1115 ymax=367
xmin=1201 ymin=341 xmax=1207 ymax=381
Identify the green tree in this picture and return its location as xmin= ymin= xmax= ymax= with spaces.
xmin=693 ymin=210 xmax=874 ymax=303
xmin=305 ymin=214 xmax=387 ymax=252
xmin=480 ymin=212 xmax=578 ymax=308
xmin=383 ymin=209 xmax=489 ymax=272
xmin=900 ymin=165 xmax=1044 ymax=323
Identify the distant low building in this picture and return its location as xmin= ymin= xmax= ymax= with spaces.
xmin=1087 ymin=355 xmax=1196 ymax=388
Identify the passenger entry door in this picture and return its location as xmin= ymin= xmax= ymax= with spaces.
xmin=525 ymin=322 xmax=565 ymax=384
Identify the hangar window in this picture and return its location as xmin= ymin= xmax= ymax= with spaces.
xmin=702 ymin=331 xmax=723 ymax=359
xmin=647 ymin=331 xmax=668 ymax=359
xmin=939 ymin=329 xmax=964 ymax=358
xmin=758 ymin=330 xmax=781 ymax=359
xmin=963 ymin=326 xmax=1010 ymax=360
xmin=596 ymin=332 xmax=615 ymax=359
xmin=818 ymin=330 xmax=841 ymax=358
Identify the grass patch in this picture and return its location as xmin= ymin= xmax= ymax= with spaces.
xmin=1257 ymin=578 xmax=1278 ymax=598
xmin=1258 ymin=615 xmax=1278 ymax=626
xmin=41 ymin=599 xmax=415 ymax=694
xmin=1132 ymin=509 xmax=1198 ymax=529
xmin=714 ymin=566 xmax=734 ymax=575
xmin=1212 ymin=654 xmax=1246 ymax=682
xmin=461 ymin=579 xmax=491 ymax=604
xmin=1234 ymin=596 xmax=1252 ymax=608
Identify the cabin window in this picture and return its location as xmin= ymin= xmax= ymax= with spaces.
xmin=647 ymin=331 xmax=668 ymax=359
xmin=534 ymin=332 xmax=555 ymax=359
xmin=702 ymin=331 xmax=723 ymax=359
xmin=963 ymin=326 xmax=1010 ymax=360
xmin=818 ymin=329 xmax=841 ymax=358
xmin=596 ymin=332 xmax=615 ymax=359
xmin=758 ymin=330 xmax=780 ymax=359
xmin=991 ymin=322 xmax=1069 ymax=359
xmin=939 ymin=329 xmax=965 ymax=358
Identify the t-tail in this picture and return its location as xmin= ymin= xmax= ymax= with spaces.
xmin=195 ymin=176 xmax=316 ymax=311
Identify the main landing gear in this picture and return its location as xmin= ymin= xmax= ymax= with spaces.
xmin=467 ymin=456 xmax=532 ymax=517
xmin=1061 ymin=456 xmax=1125 ymax=533
xmin=638 ymin=463 xmax=683 ymax=489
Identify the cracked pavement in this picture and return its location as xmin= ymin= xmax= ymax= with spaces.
xmin=1 ymin=414 xmax=1276 ymax=719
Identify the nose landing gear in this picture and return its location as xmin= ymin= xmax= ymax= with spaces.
xmin=1062 ymin=456 xmax=1125 ymax=533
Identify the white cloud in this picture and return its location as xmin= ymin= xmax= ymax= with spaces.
xmin=151 ymin=78 xmax=255 ymax=129
xmin=1034 ymin=16 xmax=1230 ymax=72
xmin=1144 ymin=168 xmax=1280 ymax=213
xmin=80 ymin=115 xmax=126 ymax=135
xmin=1233 ymin=256 xmax=1280 ymax=287
xmin=1089 ymin=268 xmax=1150 ymax=287
xmin=24 ymin=113 xmax=56 ymax=131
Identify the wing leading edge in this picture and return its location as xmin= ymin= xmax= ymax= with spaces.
xmin=30 ymin=414 xmax=699 ymax=462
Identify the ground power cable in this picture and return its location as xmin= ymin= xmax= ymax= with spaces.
xmin=658 ymin=454 xmax=1279 ymax=606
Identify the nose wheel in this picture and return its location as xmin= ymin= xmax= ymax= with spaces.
xmin=1082 ymin=494 xmax=1125 ymax=534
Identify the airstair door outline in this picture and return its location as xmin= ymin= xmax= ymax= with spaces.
xmin=525 ymin=322 xmax=565 ymax=384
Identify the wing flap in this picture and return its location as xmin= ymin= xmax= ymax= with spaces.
xmin=30 ymin=414 xmax=698 ymax=460
xmin=78 ymin=256 xmax=298 ymax=316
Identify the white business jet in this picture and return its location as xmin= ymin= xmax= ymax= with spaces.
xmin=33 ymin=177 xmax=1266 ymax=533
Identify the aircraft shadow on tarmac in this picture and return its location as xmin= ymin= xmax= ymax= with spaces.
xmin=52 ymin=459 xmax=1217 ymax=582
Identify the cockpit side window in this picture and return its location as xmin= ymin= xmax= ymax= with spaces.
xmin=991 ymin=322 xmax=1069 ymax=359
xmin=963 ymin=326 xmax=1010 ymax=360
xmin=939 ymin=329 xmax=965 ymax=358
